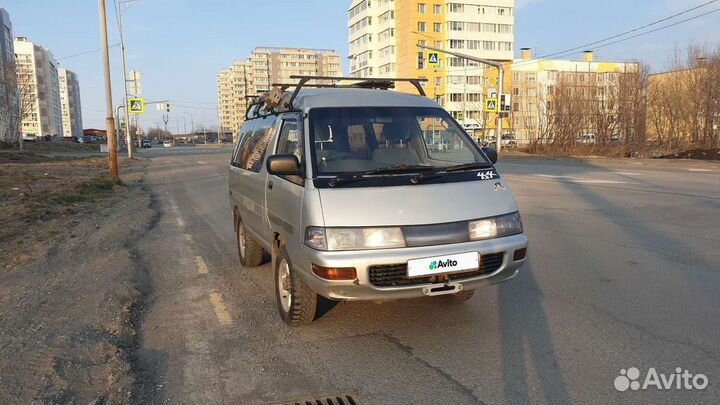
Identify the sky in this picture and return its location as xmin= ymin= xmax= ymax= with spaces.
xmin=1 ymin=0 xmax=719 ymax=130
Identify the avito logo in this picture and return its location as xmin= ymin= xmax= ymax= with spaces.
xmin=428 ymin=258 xmax=458 ymax=271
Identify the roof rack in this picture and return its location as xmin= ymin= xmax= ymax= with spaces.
xmin=245 ymin=75 xmax=428 ymax=120
xmin=286 ymin=75 xmax=427 ymax=109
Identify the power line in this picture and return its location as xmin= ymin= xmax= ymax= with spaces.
xmin=433 ymin=0 xmax=720 ymax=75
xmin=56 ymin=43 xmax=120 ymax=61
xmin=590 ymin=7 xmax=720 ymax=52
xmin=533 ymin=0 xmax=720 ymax=61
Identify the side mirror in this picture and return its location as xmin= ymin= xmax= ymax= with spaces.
xmin=482 ymin=147 xmax=498 ymax=164
xmin=267 ymin=155 xmax=302 ymax=176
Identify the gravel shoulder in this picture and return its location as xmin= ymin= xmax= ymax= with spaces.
xmin=0 ymin=156 xmax=156 ymax=405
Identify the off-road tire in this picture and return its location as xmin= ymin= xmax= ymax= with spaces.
xmin=275 ymin=247 xmax=318 ymax=326
xmin=236 ymin=215 xmax=263 ymax=267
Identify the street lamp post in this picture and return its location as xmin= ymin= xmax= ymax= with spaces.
xmin=98 ymin=0 xmax=118 ymax=181
xmin=115 ymin=0 xmax=134 ymax=158
xmin=417 ymin=44 xmax=505 ymax=152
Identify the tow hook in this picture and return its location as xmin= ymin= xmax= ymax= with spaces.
xmin=423 ymin=282 xmax=463 ymax=296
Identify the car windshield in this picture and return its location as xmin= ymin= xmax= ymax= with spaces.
xmin=309 ymin=107 xmax=488 ymax=175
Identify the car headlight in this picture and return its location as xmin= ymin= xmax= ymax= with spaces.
xmin=305 ymin=227 xmax=406 ymax=251
xmin=469 ymin=212 xmax=523 ymax=241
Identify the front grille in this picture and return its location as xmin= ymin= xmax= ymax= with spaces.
xmin=368 ymin=252 xmax=504 ymax=288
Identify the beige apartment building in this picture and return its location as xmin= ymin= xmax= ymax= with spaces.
xmin=348 ymin=0 xmax=515 ymax=126
xmin=14 ymin=37 xmax=63 ymax=139
xmin=509 ymin=49 xmax=638 ymax=144
xmin=217 ymin=47 xmax=342 ymax=140
xmin=217 ymin=60 xmax=251 ymax=139
xmin=58 ymin=68 xmax=83 ymax=138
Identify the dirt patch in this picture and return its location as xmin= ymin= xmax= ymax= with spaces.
xmin=0 ymin=158 xmax=156 ymax=404
xmin=657 ymin=148 xmax=720 ymax=161
xmin=24 ymin=141 xmax=101 ymax=153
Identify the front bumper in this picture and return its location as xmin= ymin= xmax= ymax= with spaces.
xmin=297 ymin=233 xmax=528 ymax=301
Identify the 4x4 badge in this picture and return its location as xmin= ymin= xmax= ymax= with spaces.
xmin=477 ymin=170 xmax=497 ymax=180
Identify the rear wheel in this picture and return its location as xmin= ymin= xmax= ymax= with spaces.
xmin=275 ymin=247 xmax=319 ymax=325
xmin=236 ymin=215 xmax=263 ymax=267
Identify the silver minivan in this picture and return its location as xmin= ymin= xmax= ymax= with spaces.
xmin=229 ymin=76 xmax=528 ymax=325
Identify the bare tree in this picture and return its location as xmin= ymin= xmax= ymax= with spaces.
xmin=0 ymin=60 xmax=19 ymax=145
xmin=15 ymin=65 xmax=38 ymax=142
xmin=647 ymin=43 xmax=720 ymax=150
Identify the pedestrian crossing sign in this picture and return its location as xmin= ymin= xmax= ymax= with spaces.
xmin=129 ymin=98 xmax=145 ymax=114
xmin=485 ymin=98 xmax=498 ymax=112
xmin=428 ymin=52 xmax=440 ymax=65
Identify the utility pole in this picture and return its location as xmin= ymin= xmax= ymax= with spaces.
xmin=98 ymin=0 xmax=118 ymax=181
xmin=116 ymin=0 xmax=132 ymax=158
xmin=418 ymin=44 xmax=505 ymax=152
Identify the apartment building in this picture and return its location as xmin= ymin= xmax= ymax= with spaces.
xmin=217 ymin=47 xmax=342 ymax=141
xmin=58 ymin=68 xmax=83 ymax=138
xmin=247 ymin=47 xmax=342 ymax=94
xmin=347 ymin=0 xmax=515 ymax=125
xmin=217 ymin=60 xmax=251 ymax=139
xmin=509 ymin=49 xmax=638 ymax=144
xmin=0 ymin=8 xmax=18 ymax=142
xmin=14 ymin=37 xmax=63 ymax=139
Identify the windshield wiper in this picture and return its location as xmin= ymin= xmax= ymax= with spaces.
xmin=410 ymin=162 xmax=493 ymax=184
xmin=328 ymin=164 xmax=434 ymax=187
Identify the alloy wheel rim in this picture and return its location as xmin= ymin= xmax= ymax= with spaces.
xmin=278 ymin=259 xmax=292 ymax=313
xmin=238 ymin=225 xmax=246 ymax=258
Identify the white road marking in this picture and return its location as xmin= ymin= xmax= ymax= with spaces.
xmin=197 ymin=161 xmax=208 ymax=165
xmin=208 ymin=291 xmax=233 ymax=326
xmin=574 ymin=180 xmax=628 ymax=184
xmin=688 ymin=168 xmax=713 ymax=172
xmin=533 ymin=174 xmax=627 ymax=184
xmin=194 ymin=256 xmax=209 ymax=275
xmin=613 ymin=172 xmax=644 ymax=176
xmin=534 ymin=174 xmax=575 ymax=179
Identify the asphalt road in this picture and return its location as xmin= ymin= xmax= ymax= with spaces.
xmin=131 ymin=146 xmax=720 ymax=405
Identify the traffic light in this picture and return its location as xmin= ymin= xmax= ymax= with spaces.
xmin=500 ymin=94 xmax=511 ymax=112
xmin=165 ymin=103 xmax=171 ymax=112
xmin=417 ymin=51 xmax=425 ymax=70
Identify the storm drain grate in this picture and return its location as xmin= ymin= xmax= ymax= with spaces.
xmin=275 ymin=394 xmax=358 ymax=405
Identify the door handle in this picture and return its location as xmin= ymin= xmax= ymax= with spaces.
xmin=267 ymin=180 xmax=273 ymax=190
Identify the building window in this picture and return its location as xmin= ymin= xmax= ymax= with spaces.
xmin=434 ymin=23 xmax=442 ymax=32
xmin=449 ymin=21 xmax=463 ymax=31
xmin=448 ymin=3 xmax=464 ymax=13
xmin=450 ymin=39 xmax=464 ymax=49
xmin=435 ymin=77 xmax=442 ymax=86
xmin=418 ymin=3 xmax=426 ymax=13
xmin=417 ymin=21 xmax=426 ymax=32
xmin=433 ymin=4 xmax=441 ymax=14
xmin=512 ymin=87 xmax=519 ymax=96
xmin=513 ymin=72 xmax=520 ymax=82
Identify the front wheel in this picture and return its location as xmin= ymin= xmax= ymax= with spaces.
xmin=275 ymin=247 xmax=319 ymax=325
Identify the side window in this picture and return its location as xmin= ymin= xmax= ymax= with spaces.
xmin=275 ymin=118 xmax=304 ymax=186
xmin=231 ymin=120 xmax=256 ymax=167
xmin=232 ymin=116 xmax=276 ymax=172
xmin=244 ymin=116 xmax=277 ymax=173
